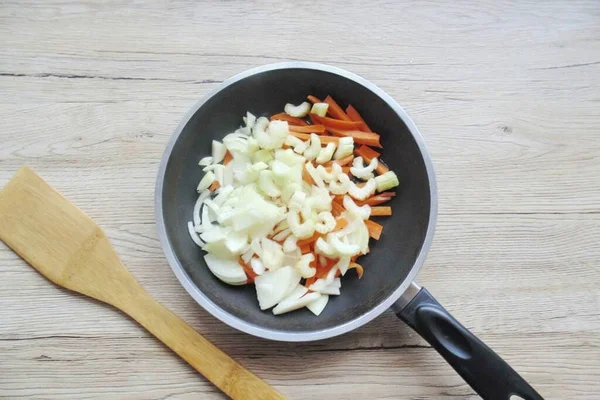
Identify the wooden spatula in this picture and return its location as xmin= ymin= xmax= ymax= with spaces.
xmin=0 ymin=167 xmax=285 ymax=400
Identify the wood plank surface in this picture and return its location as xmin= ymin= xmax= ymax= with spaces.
xmin=1 ymin=0 xmax=599 ymax=399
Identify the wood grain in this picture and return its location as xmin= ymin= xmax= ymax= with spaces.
xmin=1 ymin=0 xmax=599 ymax=399
xmin=0 ymin=168 xmax=284 ymax=400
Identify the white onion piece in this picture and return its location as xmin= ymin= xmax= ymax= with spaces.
xmin=197 ymin=171 xmax=215 ymax=192
xmin=254 ymin=266 xmax=300 ymax=310
xmin=307 ymin=294 xmax=329 ymax=315
xmin=250 ymin=258 xmax=265 ymax=275
xmin=212 ymin=140 xmax=227 ymax=163
xmin=273 ymin=291 xmax=320 ymax=315
xmin=204 ymin=254 xmax=247 ymax=285
xmin=188 ymin=221 xmax=204 ymax=248
xmin=198 ymin=156 xmax=213 ymax=166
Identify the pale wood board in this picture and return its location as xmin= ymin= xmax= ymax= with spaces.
xmin=1 ymin=0 xmax=599 ymax=399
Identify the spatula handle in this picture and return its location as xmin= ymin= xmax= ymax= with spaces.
xmin=119 ymin=290 xmax=285 ymax=400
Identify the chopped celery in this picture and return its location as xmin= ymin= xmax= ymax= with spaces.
xmin=374 ymin=171 xmax=400 ymax=192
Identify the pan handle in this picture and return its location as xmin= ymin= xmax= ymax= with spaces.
xmin=393 ymin=283 xmax=544 ymax=400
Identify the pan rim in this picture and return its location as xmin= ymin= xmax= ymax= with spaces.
xmin=155 ymin=62 xmax=438 ymax=342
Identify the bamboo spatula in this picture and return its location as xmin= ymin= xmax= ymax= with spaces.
xmin=0 ymin=167 xmax=285 ymax=400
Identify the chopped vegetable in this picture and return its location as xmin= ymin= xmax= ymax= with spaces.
xmin=307 ymin=95 xmax=322 ymax=104
xmin=355 ymin=193 xmax=395 ymax=206
xmin=284 ymin=102 xmax=311 ymax=118
xmin=212 ymin=140 xmax=227 ymax=163
xmin=345 ymin=105 xmax=372 ymax=132
xmin=310 ymin=114 xmax=363 ymax=130
xmin=188 ymin=95 xmax=400 ymax=316
xmin=348 ymin=262 xmax=364 ymax=278
xmin=325 ymin=154 xmax=354 ymax=167
xmin=374 ymin=171 xmax=400 ymax=192
xmin=324 ymin=95 xmax=352 ymax=121
xmin=355 ymin=144 xmax=389 ymax=175
xmin=370 ymin=206 xmax=392 ymax=216
xmin=289 ymin=131 xmax=340 ymax=145
xmin=223 ymin=151 xmax=233 ymax=165
xmin=289 ymin=124 xmax=327 ymax=134
xmin=197 ymin=171 xmax=215 ymax=192
xmin=270 ymin=113 xmax=308 ymax=126
xmin=365 ymin=220 xmax=383 ymax=240
xmin=328 ymin=127 xmax=382 ymax=148
xmin=311 ymin=102 xmax=329 ymax=117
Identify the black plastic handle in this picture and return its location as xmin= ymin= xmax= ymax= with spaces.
xmin=396 ymin=287 xmax=544 ymax=400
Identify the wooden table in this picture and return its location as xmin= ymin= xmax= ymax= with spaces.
xmin=1 ymin=1 xmax=599 ymax=399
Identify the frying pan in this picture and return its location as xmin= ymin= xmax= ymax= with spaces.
xmin=155 ymin=62 xmax=543 ymax=399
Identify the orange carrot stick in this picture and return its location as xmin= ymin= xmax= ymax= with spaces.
xmin=345 ymin=104 xmax=372 ymax=133
xmin=209 ymin=181 xmax=220 ymax=191
xmin=354 ymin=144 xmax=389 ymax=174
xmin=310 ymin=114 xmax=363 ymax=130
xmin=302 ymin=164 xmax=315 ymax=185
xmin=238 ymin=258 xmax=257 ymax=282
xmin=370 ymin=206 xmax=392 ymax=216
xmin=356 ymin=194 xmax=395 ymax=206
xmin=300 ymin=243 xmax=312 ymax=254
xmin=316 ymin=258 xmax=338 ymax=279
xmin=290 ymin=131 xmax=340 ymax=144
xmin=355 ymin=144 xmax=380 ymax=159
xmin=324 ymin=95 xmax=351 ymax=121
xmin=365 ymin=220 xmax=383 ymax=240
xmin=223 ymin=150 xmax=233 ymax=165
xmin=289 ymin=124 xmax=326 ymax=134
xmin=324 ymin=154 xmax=354 ymax=167
xmin=334 ymin=217 xmax=348 ymax=231
xmin=348 ymin=262 xmax=364 ymax=278
xmin=328 ymin=126 xmax=382 ymax=148
xmin=331 ymin=200 xmax=344 ymax=217
xmin=297 ymin=232 xmax=322 ymax=247
xmin=307 ymin=95 xmax=322 ymax=104
xmin=305 ymin=276 xmax=316 ymax=288
xmin=270 ymin=113 xmax=308 ymax=126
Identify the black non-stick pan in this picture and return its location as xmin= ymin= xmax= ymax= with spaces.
xmin=156 ymin=62 xmax=544 ymax=399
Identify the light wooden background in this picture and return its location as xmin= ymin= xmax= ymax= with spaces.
xmin=1 ymin=1 xmax=599 ymax=399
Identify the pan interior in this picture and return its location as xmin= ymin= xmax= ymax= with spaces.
xmin=161 ymin=68 xmax=431 ymax=334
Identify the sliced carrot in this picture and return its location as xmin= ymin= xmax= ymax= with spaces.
xmin=270 ymin=113 xmax=308 ymax=126
xmin=290 ymin=131 xmax=339 ymax=145
xmin=300 ymin=243 xmax=312 ymax=254
xmin=310 ymin=114 xmax=363 ymax=130
xmin=302 ymin=164 xmax=315 ymax=185
xmin=356 ymin=194 xmax=395 ymax=206
xmin=349 ymin=262 xmax=364 ymax=279
xmin=331 ymin=200 xmax=345 ymax=217
xmin=316 ymin=258 xmax=338 ymax=278
xmin=354 ymin=144 xmax=389 ymax=174
xmin=355 ymin=144 xmax=380 ymax=159
xmin=307 ymin=95 xmax=322 ymax=104
xmin=224 ymin=150 xmax=233 ymax=165
xmin=345 ymin=104 xmax=373 ymax=132
xmin=209 ymin=181 xmax=220 ymax=191
xmin=305 ymin=276 xmax=316 ymax=288
xmin=328 ymin=126 xmax=382 ymax=148
xmin=238 ymin=258 xmax=257 ymax=282
xmin=289 ymin=124 xmax=326 ymax=134
xmin=324 ymin=95 xmax=351 ymax=121
xmin=324 ymin=154 xmax=354 ymax=167
xmin=365 ymin=220 xmax=383 ymax=240
xmin=297 ymin=232 xmax=322 ymax=247
xmin=370 ymin=206 xmax=392 ymax=216
xmin=334 ymin=217 xmax=348 ymax=231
